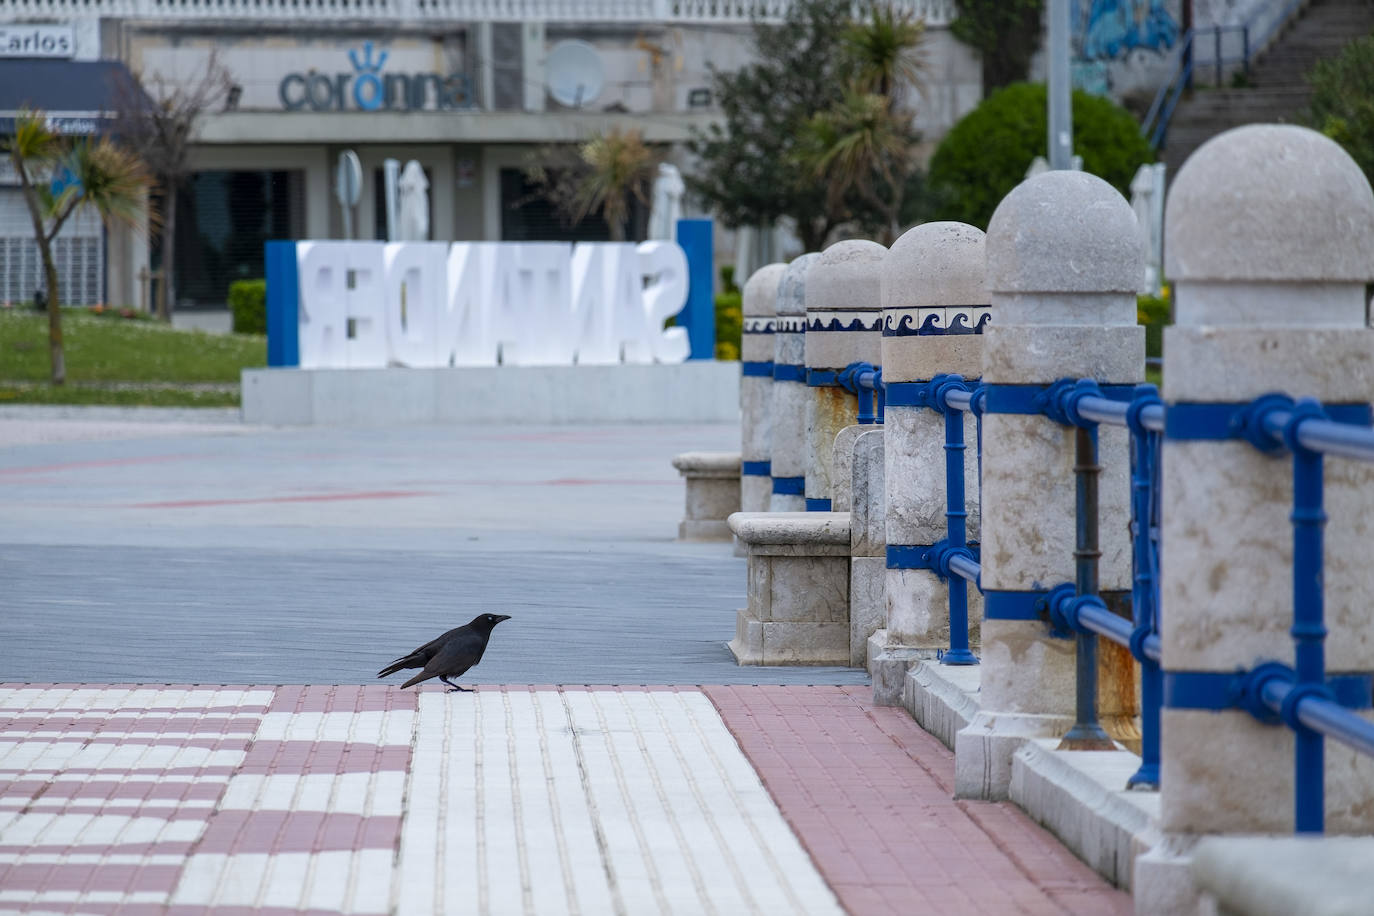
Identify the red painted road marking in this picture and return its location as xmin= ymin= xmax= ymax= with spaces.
xmin=705 ymin=685 xmax=1133 ymax=916
xmin=127 ymin=490 xmax=431 ymax=509
xmin=0 ymin=454 xmax=191 ymax=477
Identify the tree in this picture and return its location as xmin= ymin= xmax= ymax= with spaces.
xmin=1307 ymin=34 xmax=1374 ymax=187
xmin=5 ymin=110 xmax=153 ymax=384
xmin=950 ymin=0 xmax=1045 ymax=96
xmin=795 ymin=2 xmax=926 ymax=243
xmin=687 ymin=0 xmax=855 ymax=251
xmin=524 ymin=127 xmax=663 ymax=242
xmin=843 ymin=1 xmax=925 ymax=100
xmin=111 ymin=53 xmax=230 ymax=321
xmin=797 ymin=88 xmax=918 ymax=243
xmin=928 ymin=81 xmax=1154 ymax=229
xmin=690 ymin=0 xmax=928 ymax=250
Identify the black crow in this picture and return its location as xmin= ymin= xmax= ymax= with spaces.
xmin=377 ymin=614 xmax=511 ymax=691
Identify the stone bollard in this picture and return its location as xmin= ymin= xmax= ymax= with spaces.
xmin=868 ymin=222 xmax=990 ymax=704
xmin=671 ymin=452 xmax=741 ymax=541
xmin=954 ymin=171 xmax=1144 ymax=800
xmin=770 ymin=253 xmax=819 ymax=512
xmin=803 ymin=240 xmax=886 ymax=511
xmin=1134 ymin=125 xmax=1374 ymax=913
xmin=740 ymin=263 xmax=787 ymax=513
xmin=849 ymin=428 xmax=886 ymax=667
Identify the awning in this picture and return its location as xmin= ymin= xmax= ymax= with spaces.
xmin=0 ymin=59 xmax=148 ymax=134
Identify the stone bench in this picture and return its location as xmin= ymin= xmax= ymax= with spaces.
xmin=727 ymin=511 xmax=852 ymax=665
xmin=671 ymin=451 xmax=740 ymax=541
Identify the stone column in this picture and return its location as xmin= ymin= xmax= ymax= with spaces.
xmin=850 ymin=428 xmax=886 ymax=668
xmin=1135 ymin=126 xmax=1374 ymax=913
xmin=804 ymin=240 xmax=886 ymax=511
xmin=770 ymin=253 xmax=820 ymax=512
xmin=740 ymin=263 xmax=786 ymax=513
xmin=868 ymin=222 xmax=990 ymax=703
xmin=954 ymin=171 xmax=1144 ymax=800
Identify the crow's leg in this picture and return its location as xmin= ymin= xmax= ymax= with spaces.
xmin=440 ymin=676 xmax=471 ymax=693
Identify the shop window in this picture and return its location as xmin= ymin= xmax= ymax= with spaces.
xmin=165 ymin=170 xmax=304 ymax=308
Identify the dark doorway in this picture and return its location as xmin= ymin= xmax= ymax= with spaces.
xmin=165 ymin=170 xmax=304 ymax=307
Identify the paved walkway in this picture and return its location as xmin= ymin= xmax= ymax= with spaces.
xmin=0 ymin=412 xmax=1133 ymax=913
xmin=0 ymin=684 xmax=1128 ymax=915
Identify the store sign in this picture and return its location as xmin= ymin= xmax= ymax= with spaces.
xmin=289 ymin=240 xmax=690 ymax=369
xmin=0 ymin=25 xmax=75 ymax=58
xmin=278 ymin=40 xmax=474 ymax=112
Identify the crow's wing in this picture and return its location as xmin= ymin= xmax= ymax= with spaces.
xmin=424 ymin=628 xmax=489 ymax=677
xmin=377 ymin=625 xmax=469 ymax=678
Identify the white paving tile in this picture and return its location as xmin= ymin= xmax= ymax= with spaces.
xmin=393 ymin=689 xmax=841 ymax=916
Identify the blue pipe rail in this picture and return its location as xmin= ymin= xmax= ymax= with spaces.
xmin=913 ymin=368 xmax=1374 ymax=818
xmin=840 ymin=361 xmax=884 ymax=425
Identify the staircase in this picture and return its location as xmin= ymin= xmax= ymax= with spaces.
xmin=1160 ymin=0 xmax=1374 ymax=177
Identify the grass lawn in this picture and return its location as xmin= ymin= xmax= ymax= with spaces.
xmin=0 ymin=308 xmax=265 ymax=407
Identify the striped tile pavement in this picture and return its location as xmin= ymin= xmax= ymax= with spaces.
xmin=0 ymin=684 xmax=1129 ymax=915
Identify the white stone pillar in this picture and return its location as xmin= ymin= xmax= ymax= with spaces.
xmin=850 ymin=427 xmax=886 ymax=667
xmin=740 ymin=263 xmax=786 ymax=513
xmin=770 ymin=253 xmax=819 ymax=512
xmin=954 ymin=171 xmax=1144 ymax=800
xmin=804 ymin=240 xmax=886 ymax=511
xmin=1135 ymin=125 xmax=1374 ymax=913
xmin=869 ymin=222 xmax=990 ymax=703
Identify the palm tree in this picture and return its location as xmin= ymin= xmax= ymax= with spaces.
xmin=795 ymin=2 xmax=927 ymax=243
xmin=525 ymin=128 xmax=663 ymax=242
xmin=843 ymin=2 xmax=926 ymax=102
xmin=5 ymin=110 xmax=153 ymax=384
xmin=799 ymin=89 xmax=915 ymax=243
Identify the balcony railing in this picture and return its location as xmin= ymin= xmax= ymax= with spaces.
xmin=0 ymin=0 xmax=956 ymax=24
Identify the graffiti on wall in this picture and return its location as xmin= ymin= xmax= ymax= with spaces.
xmin=1073 ymin=0 xmax=1179 ymax=95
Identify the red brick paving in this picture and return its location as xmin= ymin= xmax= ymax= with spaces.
xmin=704 ymin=684 xmax=1133 ymax=916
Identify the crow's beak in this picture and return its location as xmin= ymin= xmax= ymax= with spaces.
xmin=495 ymin=615 xmax=512 ymax=623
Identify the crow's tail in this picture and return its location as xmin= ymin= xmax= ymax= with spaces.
xmin=400 ymin=670 xmax=434 ymax=690
xmin=377 ymin=654 xmax=421 ymax=679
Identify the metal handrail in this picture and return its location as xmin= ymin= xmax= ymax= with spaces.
xmin=1141 ymin=0 xmax=1310 ymax=150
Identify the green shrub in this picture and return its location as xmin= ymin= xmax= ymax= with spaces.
xmin=1138 ymin=289 xmax=1170 ymax=361
xmin=715 ymin=289 xmax=743 ymax=361
xmin=720 ymin=264 xmax=739 ymax=294
xmin=929 ymin=82 xmax=1155 ymax=229
xmin=1308 ymin=34 xmax=1374 ymax=187
xmin=228 ymin=279 xmax=267 ymax=335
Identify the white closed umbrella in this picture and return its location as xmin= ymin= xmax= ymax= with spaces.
xmin=647 ymin=162 xmax=685 ymax=241
xmin=396 ymin=160 xmax=430 ymax=241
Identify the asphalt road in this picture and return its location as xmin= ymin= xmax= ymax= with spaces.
xmin=0 ymin=410 xmax=869 ymax=686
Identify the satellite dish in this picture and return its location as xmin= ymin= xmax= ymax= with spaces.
xmin=546 ymin=40 xmax=605 ymax=108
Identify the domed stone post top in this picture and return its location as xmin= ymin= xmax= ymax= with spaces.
xmin=1143 ymin=124 xmax=1374 ymax=853
xmin=881 ymin=221 xmax=989 ymax=385
xmin=805 ymin=239 xmax=887 ymax=374
xmin=769 ymin=252 xmax=820 ymax=512
xmin=741 ymin=262 xmax=786 ymax=363
xmin=738 ymin=262 xmax=787 ymax=514
xmin=984 ymin=169 xmax=1143 ymax=384
xmin=1163 ymin=123 xmax=1374 ymax=401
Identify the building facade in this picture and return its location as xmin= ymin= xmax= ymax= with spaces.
xmin=1 ymin=0 xmax=978 ymax=308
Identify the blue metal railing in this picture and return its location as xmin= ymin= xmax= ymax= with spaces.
xmin=1141 ymin=0 xmax=1310 ymax=150
xmin=840 ymin=361 xmax=884 ymax=425
xmin=905 ymin=370 xmax=1374 ymax=823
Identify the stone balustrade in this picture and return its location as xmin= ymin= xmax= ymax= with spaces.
xmin=676 ymin=122 xmax=1374 ymax=913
